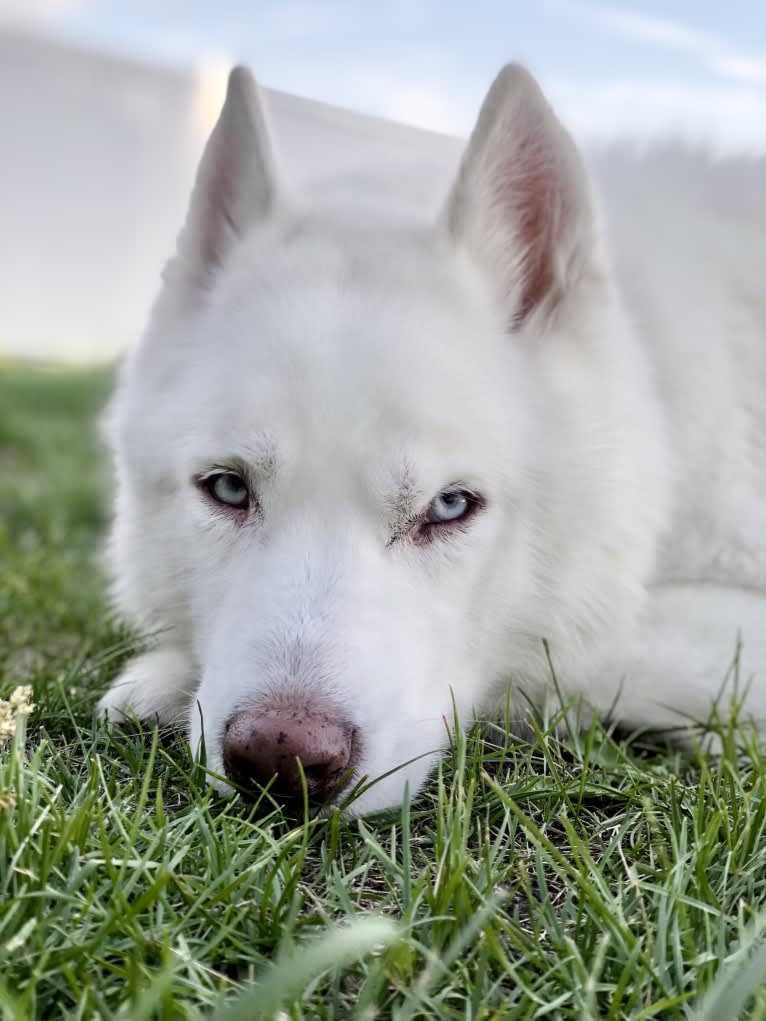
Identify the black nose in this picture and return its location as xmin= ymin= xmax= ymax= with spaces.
xmin=222 ymin=703 xmax=355 ymax=803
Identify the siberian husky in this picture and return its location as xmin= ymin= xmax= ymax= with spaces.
xmin=98 ymin=64 xmax=766 ymax=814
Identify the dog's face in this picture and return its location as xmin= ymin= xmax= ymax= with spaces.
xmin=120 ymin=221 xmax=540 ymax=811
xmin=110 ymin=67 xmax=664 ymax=813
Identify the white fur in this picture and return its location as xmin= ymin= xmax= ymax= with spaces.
xmin=98 ymin=65 xmax=766 ymax=814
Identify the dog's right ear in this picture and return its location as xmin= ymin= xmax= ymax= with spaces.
xmin=177 ymin=66 xmax=279 ymax=286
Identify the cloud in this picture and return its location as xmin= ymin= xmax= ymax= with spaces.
xmin=570 ymin=1 xmax=766 ymax=87
xmin=711 ymin=55 xmax=766 ymax=87
xmin=547 ymin=75 xmax=766 ymax=155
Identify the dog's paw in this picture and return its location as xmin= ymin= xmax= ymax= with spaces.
xmin=97 ymin=648 xmax=197 ymax=726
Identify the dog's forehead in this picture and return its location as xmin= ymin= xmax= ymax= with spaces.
xmin=172 ymin=223 xmax=523 ymax=476
xmin=209 ymin=221 xmax=504 ymax=386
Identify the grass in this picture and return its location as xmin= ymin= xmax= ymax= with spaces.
xmin=2 ymin=362 xmax=766 ymax=1019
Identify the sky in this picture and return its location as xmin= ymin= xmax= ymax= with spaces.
xmin=1 ymin=0 xmax=765 ymax=152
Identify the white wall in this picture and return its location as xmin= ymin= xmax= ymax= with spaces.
xmin=0 ymin=27 xmax=460 ymax=362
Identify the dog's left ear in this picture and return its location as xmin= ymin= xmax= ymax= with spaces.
xmin=178 ymin=66 xmax=280 ymax=286
xmin=445 ymin=65 xmax=598 ymax=333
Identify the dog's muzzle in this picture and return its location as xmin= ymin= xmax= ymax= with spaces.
xmin=222 ymin=699 xmax=357 ymax=804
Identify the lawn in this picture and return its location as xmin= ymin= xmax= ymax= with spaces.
xmin=2 ymin=362 xmax=766 ymax=1020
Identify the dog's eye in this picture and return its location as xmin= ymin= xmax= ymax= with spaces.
xmin=427 ymin=491 xmax=472 ymax=524
xmin=201 ymin=472 xmax=250 ymax=510
xmin=409 ymin=488 xmax=482 ymax=544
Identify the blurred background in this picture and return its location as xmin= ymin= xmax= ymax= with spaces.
xmin=1 ymin=0 xmax=764 ymax=363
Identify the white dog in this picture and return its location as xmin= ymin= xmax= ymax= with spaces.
xmin=98 ymin=64 xmax=766 ymax=814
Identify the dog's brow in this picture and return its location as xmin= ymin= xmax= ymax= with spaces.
xmin=392 ymin=464 xmax=420 ymax=520
xmin=242 ymin=438 xmax=278 ymax=479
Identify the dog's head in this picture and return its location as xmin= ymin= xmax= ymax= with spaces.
xmin=110 ymin=67 xmax=665 ymax=813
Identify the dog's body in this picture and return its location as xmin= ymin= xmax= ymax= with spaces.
xmin=99 ymin=65 xmax=766 ymax=813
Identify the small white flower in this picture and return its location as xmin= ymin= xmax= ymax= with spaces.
xmin=0 ymin=686 xmax=35 ymax=743
xmin=9 ymin=686 xmax=35 ymax=714
xmin=0 ymin=702 xmax=15 ymax=741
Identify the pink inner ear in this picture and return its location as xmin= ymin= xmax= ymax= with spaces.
xmin=492 ymin=135 xmax=560 ymax=329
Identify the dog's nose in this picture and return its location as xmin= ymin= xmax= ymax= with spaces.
xmin=222 ymin=704 xmax=355 ymax=802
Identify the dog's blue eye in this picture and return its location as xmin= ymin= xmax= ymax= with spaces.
xmin=408 ymin=487 xmax=482 ymax=544
xmin=428 ymin=491 xmax=471 ymax=524
xmin=204 ymin=472 xmax=249 ymax=510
